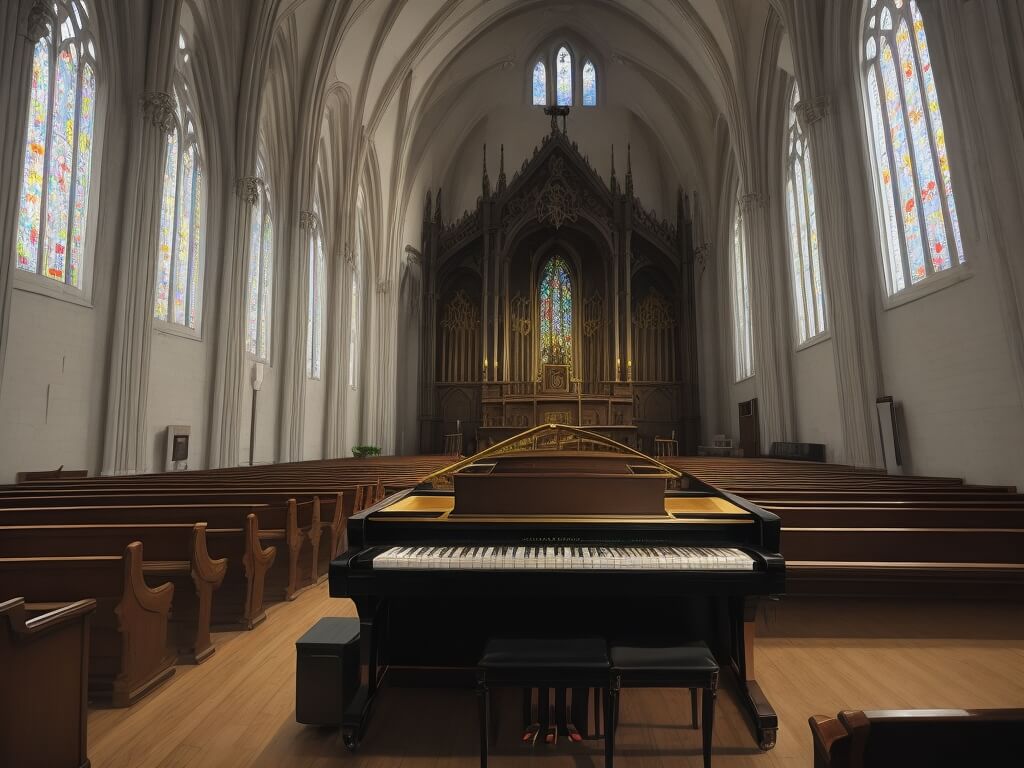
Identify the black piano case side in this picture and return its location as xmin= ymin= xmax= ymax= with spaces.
xmin=296 ymin=617 xmax=360 ymax=725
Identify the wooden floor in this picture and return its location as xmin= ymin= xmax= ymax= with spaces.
xmin=88 ymin=587 xmax=1024 ymax=768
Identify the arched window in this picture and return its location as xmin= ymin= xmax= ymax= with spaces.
xmin=16 ymin=0 xmax=98 ymax=289
xmin=862 ymin=0 xmax=964 ymax=295
xmin=582 ymin=59 xmax=597 ymax=106
xmin=532 ymin=60 xmax=547 ymax=106
xmin=306 ymin=210 xmax=326 ymax=380
xmin=349 ymin=197 xmax=365 ymax=389
xmin=785 ymin=85 xmax=827 ymax=344
xmin=154 ymin=41 xmax=204 ymax=330
xmin=555 ymin=46 xmax=573 ymax=106
xmin=539 ymin=254 xmax=573 ymax=365
xmin=731 ymin=204 xmax=753 ymax=381
xmin=246 ymin=160 xmax=273 ymax=360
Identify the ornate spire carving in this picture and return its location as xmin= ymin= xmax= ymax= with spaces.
xmin=423 ymin=190 xmax=432 ymax=222
xmin=141 ymin=91 xmax=176 ymax=135
xmin=299 ymin=210 xmax=318 ymax=230
xmin=481 ymin=144 xmax=490 ymax=198
xmin=496 ymin=145 xmax=507 ymax=194
xmin=610 ymin=145 xmax=618 ymax=195
xmin=434 ymin=188 xmax=443 ymax=224
xmin=794 ymin=95 xmax=831 ymax=131
xmin=27 ymin=0 xmax=56 ymax=42
xmin=625 ymin=143 xmax=633 ymax=197
xmin=235 ymin=177 xmax=262 ymax=207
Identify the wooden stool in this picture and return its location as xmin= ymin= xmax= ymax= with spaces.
xmin=477 ymin=637 xmax=614 ymax=767
xmin=609 ymin=641 xmax=719 ymax=768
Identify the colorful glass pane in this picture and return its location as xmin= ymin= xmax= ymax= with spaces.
xmin=155 ymin=128 xmax=178 ymax=320
xmin=786 ymin=179 xmax=807 ymax=340
xmin=582 ymin=60 xmax=596 ymax=106
xmin=259 ymin=213 xmax=273 ymax=359
xmin=532 ymin=61 xmax=546 ymax=106
xmin=173 ymin=147 xmax=194 ymax=325
xmin=539 ymin=255 xmax=573 ymax=365
xmin=805 ymin=150 xmax=826 ymax=326
xmin=897 ymin=19 xmax=949 ymax=272
xmin=17 ymin=38 xmax=50 ymax=275
xmin=188 ymin=163 xmax=202 ymax=329
xmin=867 ymin=68 xmax=905 ymax=293
xmin=69 ymin=61 xmax=95 ymax=288
xmin=306 ymin=238 xmax=315 ymax=377
xmin=880 ymin=39 xmax=927 ymax=283
xmin=246 ymin=196 xmax=262 ymax=354
xmin=912 ymin=1 xmax=964 ymax=264
xmin=43 ymin=45 xmax=78 ymax=283
xmin=732 ymin=209 xmax=752 ymax=379
xmin=556 ymin=47 xmax=572 ymax=106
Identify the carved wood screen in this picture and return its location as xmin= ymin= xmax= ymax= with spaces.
xmin=507 ymin=292 xmax=532 ymax=393
xmin=582 ymin=291 xmax=605 ymax=388
xmin=439 ymin=290 xmax=481 ymax=382
xmin=633 ymin=290 xmax=678 ymax=382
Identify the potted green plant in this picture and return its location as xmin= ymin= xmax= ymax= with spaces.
xmin=351 ymin=445 xmax=381 ymax=458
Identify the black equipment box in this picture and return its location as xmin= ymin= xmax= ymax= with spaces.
xmin=295 ymin=617 xmax=360 ymax=725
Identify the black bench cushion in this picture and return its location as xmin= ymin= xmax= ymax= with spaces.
xmin=610 ymin=641 xmax=718 ymax=673
xmin=296 ymin=616 xmax=360 ymax=651
xmin=480 ymin=637 xmax=609 ymax=669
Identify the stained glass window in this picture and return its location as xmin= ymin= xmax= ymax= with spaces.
xmin=16 ymin=0 xmax=98 ymax=289
xmin=246 ymin=163 xmax=273 ymax=360
xmin=154 ymin=41 xmax=204 ymax=330
xmin=785 ymin=85 xmax=828 ymax=344
xmin=306 ymin=211 xmax=326 ymax=380
xmin=731 ymin=204 xmax=753 ymax=381
xmin=539 ymin=255 xmax=573 ymax=365
xmin=556 ymin=46 xmax=573 ymax=106
xmin=532 ymin=61 xmax=547 ymax=106
xmin=862 ymin=0 xmax=965 ymax=296
xmin=582 ymin=60 xmax=597 ymax=106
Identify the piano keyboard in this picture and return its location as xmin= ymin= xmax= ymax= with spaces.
xmin=373 ymin=545 xmax=755 ymax=571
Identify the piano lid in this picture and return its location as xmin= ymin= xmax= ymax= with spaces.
xmin=421 ymin=424 xmax=682 ymax=491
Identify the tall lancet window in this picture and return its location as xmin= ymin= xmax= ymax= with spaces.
xmin=306 ymin=209 xmax=326 ymax=380
xmin=555 ymin=46 xmax=573 ymax=106
xmin=785 ymin=85 xmax=827 ymax=344
xmin=731 ymin=204 xmax=753 ymax=381
xmin=863 ymin=0 xmax=965 ymax=295
xmin=350 ymin=196 xmax=366 ymax=389
xmin=154 ymin=36 xmax=204 ymax=330
xmin=539 ymin=255 xmax=573 ymax=365
xmin=245 ymin=159 xmax=273 ymax=360
xmin=16 ymin=0 xmax=99 ymax=290
xmin=582 ymin=59 xmax=597 ymax=106
xmin=532 ymin=61 xmax=547 ymax=106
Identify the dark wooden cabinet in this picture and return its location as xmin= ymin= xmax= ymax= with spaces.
xmin=738 ymin=398 xmax=759 ymax=458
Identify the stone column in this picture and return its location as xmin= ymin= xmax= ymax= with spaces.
xmin=741 ymin=192 xmax=794 ymax=450
xmin=208 ymin=176 xmax=261 ymax=467
xmin=325 ymin=241 xmax=354 ymax=457
xmin=280 ymin=210 xmax=316 ymax=462
xmin=364 ymin=274 xmax=398 ymax=453
xmin=0 ymin=0 xmax=55 ymax=385
xmin=795 ymin=96 xmax=881 ymax=466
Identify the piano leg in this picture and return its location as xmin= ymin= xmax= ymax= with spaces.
xmin=729 ymin=596 xmax=778 ymax=751
xmin=342 ymin=596 xmax=381 ymax=751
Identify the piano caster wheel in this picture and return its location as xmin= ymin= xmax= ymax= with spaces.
xmin=343 ymin=731 xmax=360 ymax=752
xmin=759 ymin=728 xmax=777 ymax=751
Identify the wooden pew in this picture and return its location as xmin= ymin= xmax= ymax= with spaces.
xmin=809 ymin=708 xmax=1024 ymax=767
xmin=1 ymin=597 xmax=95 ymax=768
xmin=0 ymin=542 xmax=176 ymax=707
xmin=0 ymin=506 xmax=275 ymax=629
xmin=0 ymin=523 xmax=226 ymax=663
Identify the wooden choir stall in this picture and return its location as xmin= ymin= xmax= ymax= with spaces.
xmin=417 ymin=116 xmax=702 ymax=456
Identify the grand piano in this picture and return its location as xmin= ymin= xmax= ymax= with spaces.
xmin=330 ymin=425 xmax=785 ymax=750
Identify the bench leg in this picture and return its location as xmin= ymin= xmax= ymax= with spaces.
xmin=691 ymin=687 xmax=699 ymax=729
xmin=702 ymin=686 xmax=717 ymax=768
xmin=477 ymin=681 xmax=489 ymax=768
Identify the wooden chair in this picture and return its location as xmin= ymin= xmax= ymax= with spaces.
xmin=654 ymin=437 xmax=679 ymax=457
xmin=444 ymin=432 xmax=463 ymax=456
xmin=1 ymin=597 xmax=95 ymax=768
xmin=809 ymin=708 xmax=1024 ymax=768
xmin=609 ymin=641 xmax=719 ymax=768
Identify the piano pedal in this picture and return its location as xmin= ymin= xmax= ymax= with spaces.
xmin=544 ymin=724 xmax=558 ymax=745
xmin=565 ymin=723 xmax=583 ymax=743
xmin=521 ymin=723 xmax=541 ymax=745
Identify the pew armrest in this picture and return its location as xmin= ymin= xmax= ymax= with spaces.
xmin=1 ymin=597 xmax=96 ymax=637
xmin=809 ymin=714 xmax=853 ymax=768
xmin=124 ymin=541 xmax=175 ymax=614
xmin=191 ymin=523 xmax=228 ymax=587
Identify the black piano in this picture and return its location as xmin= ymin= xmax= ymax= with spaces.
xmin=330 ymin=425 xmax=785 ymax=750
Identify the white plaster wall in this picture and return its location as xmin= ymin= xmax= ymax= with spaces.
xmin=875 ymin=268 xmax=1024 ymax=488
xmin=147 ymin=330 xmax=209 ymax=472
xmin=791 ymin=338 xmax=842 ymax=463
xmin=0 ymin=290 xmax=105 ymax=481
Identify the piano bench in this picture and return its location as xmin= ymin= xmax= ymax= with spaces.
xmin=295 ymin=617 xmax=360 ymax=726
xmin=477 ymin=637 xmax=614 ymax=767
xmin=610 ymin=641 xmax=719 ymax=768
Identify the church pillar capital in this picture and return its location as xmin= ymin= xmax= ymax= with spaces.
xmin=299 ymin=210 xmax=318 ymax=231
xmin=26 ymin=0 xmax=56 ymax=42
xmin=795 ymin=95 xmax=832 ymax=132
xmin=141 ymin=91 xmax=176 ymax=135
xmin=739 ymin=193 xmax=768 ymax=213
xmin=234 ymin=177 xmax=262 ymax=207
